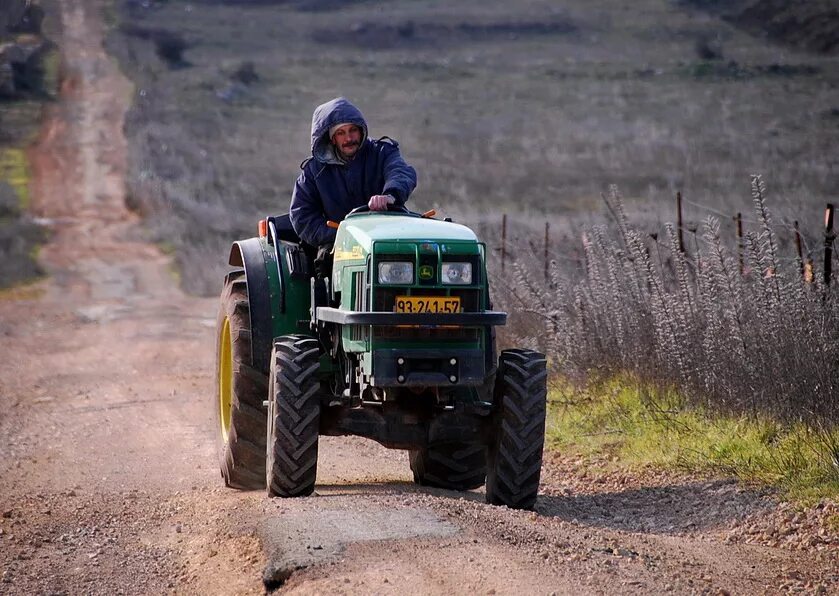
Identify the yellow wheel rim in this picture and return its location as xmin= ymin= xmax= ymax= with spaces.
xmin=218 ymin=316 xmax=233 ymax=442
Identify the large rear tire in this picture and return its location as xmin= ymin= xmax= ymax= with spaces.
xmin=214 ymin=270 xmax=268 ymax=489
xmin=409 ymin=444 xmax=486 ymax=491
xmin=266 ymin=335 xmax=321 ymax=498
xmin=485 ymin=349 xmax=547 ymax=510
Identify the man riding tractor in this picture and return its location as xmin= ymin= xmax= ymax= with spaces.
xmin=214 ymin=98 xmax=548 ymax=510
xmin=289 ymin=97 xmax=417 ymax=275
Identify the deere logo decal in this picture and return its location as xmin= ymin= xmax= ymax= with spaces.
xmin=334 ymin=245 xmax=364 ymax=262
xmin=419 ymin=265 xmax=434 ymax=280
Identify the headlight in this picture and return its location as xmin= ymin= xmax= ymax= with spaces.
xmin=378 ymin=262 xmax=413 ymax=284
xmin=441 ymin=262 xmax=472 ymax=284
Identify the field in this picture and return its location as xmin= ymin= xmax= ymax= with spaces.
xmin=109 ymin=0 xmax=839 ymax=295
xmin=109 ymin=0 xmax=839 ymax=487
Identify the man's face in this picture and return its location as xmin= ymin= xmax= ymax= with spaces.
xmin=331 ymin=124 xmax=362 ymax=159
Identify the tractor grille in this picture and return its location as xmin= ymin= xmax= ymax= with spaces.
xmin=372 ymin=326 xmax=480 ymax=342
xmin=350 ymin=272 xmax=366 ymax=342
xmin=354 ymin=271 xmax=366 ymax=311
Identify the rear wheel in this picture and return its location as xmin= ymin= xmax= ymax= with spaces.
xmin=409 ymin=443 xmax=486 ymax=491
xmin=214 ymin=270 xmax=267 ymax=489
xmin=486 ymin=349 xmax=547 ymax=510
xmin=266 ymin=335 xmax=321 ymax=498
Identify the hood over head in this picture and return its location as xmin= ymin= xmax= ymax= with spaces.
xmin=310 ymin=97 xmax=368 ymax=165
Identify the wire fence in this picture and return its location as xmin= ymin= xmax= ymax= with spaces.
xmin=492 ymin=193 xmax=837 ymax=291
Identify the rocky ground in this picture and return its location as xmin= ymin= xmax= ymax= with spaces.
xmin=0 ymin=0 xmax=837 ymax=594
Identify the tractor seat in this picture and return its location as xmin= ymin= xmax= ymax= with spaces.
xmin=266 ymin=213 xmax=317 ymax=278
xmin=266 ymin=213 xmax=301 ymax=244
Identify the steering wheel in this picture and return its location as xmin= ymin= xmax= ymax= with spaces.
xmin=328 ymin=204 xmax=431 ymax=229
xmin=347 ymin=203 xmax=411 ymax=216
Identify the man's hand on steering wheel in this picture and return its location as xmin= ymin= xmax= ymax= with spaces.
xmin=368 ymin=194 xmax=395 ymax=211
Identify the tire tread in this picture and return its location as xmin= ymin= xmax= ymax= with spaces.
xmin=214 ymin=272 xmax=268 ymax=490
xmin=267 ymin=335 xmax=321 ymax=498
xmin=485 ymin=349 xmax=547 ymax=510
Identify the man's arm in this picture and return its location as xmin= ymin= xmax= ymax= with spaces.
xmin=380 ymin=143 xmax=417 ymax=205
xmin=289 ymin=170 xmax=336 ymax=247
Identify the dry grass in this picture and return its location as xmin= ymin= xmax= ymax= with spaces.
xmin=108 ymin=0 xmax=839 ymax=295
xmin=500 ymin=178 xmax=838 ymax=427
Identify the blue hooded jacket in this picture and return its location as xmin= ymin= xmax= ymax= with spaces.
xmin=289 ymin=97 xmax=418 ymax=246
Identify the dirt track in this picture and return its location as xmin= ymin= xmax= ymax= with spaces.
xmin=0 ymin=1 xmax=836 ymax=594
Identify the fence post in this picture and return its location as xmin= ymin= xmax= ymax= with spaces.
xmin=794 ymin=220 xmax=805 ymax=280
xmin=544 ymin=221 xmax=550 ymax=282
xmin=735 ymin=212 xmax=744 ymax=274
xmin=824 ymin=203 xmax=835 ymax=296
xmin=687 ymin=225 xmax=701 ymax=273
xmin=501 ymin=213 xmax=507 ymax=273
xmin=676 ymin=191 xmax=684 ymax=253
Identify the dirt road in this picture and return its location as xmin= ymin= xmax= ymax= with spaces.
xmin=0 ymin=1 xmax=836 ymax=594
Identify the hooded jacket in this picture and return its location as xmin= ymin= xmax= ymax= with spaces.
xmin=289 ymin=97 xmax=418 ymax=246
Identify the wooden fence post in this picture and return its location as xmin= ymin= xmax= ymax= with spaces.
xmin=501 ymin=213 xmax=507 ymax=273
xmin=544 ymin=221 xmax=550 ymax=283
xmin=824 ymin=203 xmax=835 ymax=297
xmin=687 ymin=225 xmax=700 ymax=272
xmin=676 ymin=191 xmax=684 ymax=253
xmin=735 ymin=212 xmax=744 ymax=274
xmin=794 ymin=220 xmax=805 ymax=280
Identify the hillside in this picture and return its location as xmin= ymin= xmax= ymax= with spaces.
xmin=685 ymin=0 xmax=839 ymax=54
xmin=106 ymin=0 xmax=839 ymax=295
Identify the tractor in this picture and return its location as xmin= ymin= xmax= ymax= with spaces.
xmin=214 ymin=205 xmax=547 ymax=509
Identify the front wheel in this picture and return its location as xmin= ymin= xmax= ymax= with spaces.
xmin=485 ymin=349 xmax=547 ymax=510
xmin=266 ymin=335 xmax=321 ymax=498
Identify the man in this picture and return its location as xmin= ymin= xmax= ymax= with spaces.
xmin=289 ymin=97 xmax=418 ymax=257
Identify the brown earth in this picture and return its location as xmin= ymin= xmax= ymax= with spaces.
xmin=0 ymin=0 xmax=836 ymax=594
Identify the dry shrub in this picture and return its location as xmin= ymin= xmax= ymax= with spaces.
xmin=493 ymin=176 xmax=839 ymax=426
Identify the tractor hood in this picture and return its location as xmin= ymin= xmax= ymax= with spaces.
xmin=337 ymin=214 xmax=478 ymax=254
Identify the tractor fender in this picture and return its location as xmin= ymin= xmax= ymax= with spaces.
xmin=228 ymin=238 xmax=274 ymax=375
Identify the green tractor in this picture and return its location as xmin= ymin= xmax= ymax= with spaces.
xmin=214 ymin=206 xmax=547 ymax=509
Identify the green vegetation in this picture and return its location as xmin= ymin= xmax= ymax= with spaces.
xmin=0 ymin=144 xmax=43 ymax=289
xmin=0 ymin=0 xmax=58 ymax=289
xmin=547 ymin=376 xmax=839 ymax=502
xmin=0 ymin=148 xmax=30 ymax=208
xmin=41 ymin=47 xmax=61 ymax=99
xmin=0 ymin=121 xmax=43 ymax=289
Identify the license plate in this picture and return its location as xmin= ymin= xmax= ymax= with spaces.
xmin=395 ymin=296 xmax=461 ymax=314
